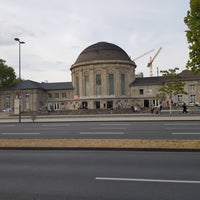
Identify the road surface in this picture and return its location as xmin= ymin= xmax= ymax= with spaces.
xmin=0 ymin=150 xmax=199 ymax=200
xmin=0 ymin=121 xmax=200 ymax=139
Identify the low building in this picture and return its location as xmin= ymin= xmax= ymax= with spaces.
xmin=0 ymin=80 xmax=73 ymax=113
xmin=130 ymin=70 xmax=200 ymax=108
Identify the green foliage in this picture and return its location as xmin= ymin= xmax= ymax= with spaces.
xmin=0 ymin=59 xmax=16 ymax=87
xmin=158 ymin=68 xmax=187 ymax=100
xmin=184 ymin=0 xmax=200 ymax=73
xmin=158 ymin=68 xmax=187 ymax=114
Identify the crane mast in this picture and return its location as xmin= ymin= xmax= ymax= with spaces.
xmin=147 ymin=47 xmax=162 ymax=77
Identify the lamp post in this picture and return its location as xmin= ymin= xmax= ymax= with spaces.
xmin=14 ymin=38 xmax=25 ymax=123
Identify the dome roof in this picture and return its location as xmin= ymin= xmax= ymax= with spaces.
xmin=74 ymin=42 xmax=134 ymax=65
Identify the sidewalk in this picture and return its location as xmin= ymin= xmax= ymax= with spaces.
xmin=1 ymin=112 xmax=200 ymax=123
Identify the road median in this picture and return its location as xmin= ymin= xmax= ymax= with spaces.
xmin=0 ymin=139 xmax=200 ymax=151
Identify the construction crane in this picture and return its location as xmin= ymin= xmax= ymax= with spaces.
xmin=147 ymin=47 xmax=162 ymax=77
xmin=133 ymin=49 xmax=155 ymax=61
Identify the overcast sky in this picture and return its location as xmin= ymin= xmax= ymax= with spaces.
xmin=0 ymin=0 xmax=190 ymax=83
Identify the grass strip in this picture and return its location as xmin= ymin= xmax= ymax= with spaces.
xmin=0 ymin=139 xmax=199 ymax=149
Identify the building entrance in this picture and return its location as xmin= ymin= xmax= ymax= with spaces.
xmin=144 ymin=100 xmax=149 ymax=107
xmin=95 ymin=101 xmax=100 ymax=109
xmin=82 ymin=101 xmax=88 ymax=109
xmin=106 ymin=101 xmax=113 ymax=109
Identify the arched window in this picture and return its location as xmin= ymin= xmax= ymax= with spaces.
xmin=96 ymin=73 xmax=101 ymax=95
xmin=75 ymin=76 xmax=79 ymax=96
xmin=84 ymin=71 xmax=89 ymax=96
xmin=108 ymin=73 xmax=114 ymax=95
xmin=121 ymin=74 xmax=125 ymax=95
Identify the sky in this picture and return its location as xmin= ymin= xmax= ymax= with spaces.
xmin=0 ymin=0 xmax=190 ymax=83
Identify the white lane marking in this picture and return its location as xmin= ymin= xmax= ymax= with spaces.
xmin=100 ymin=124 xmax=130 ymax=126
xmin=165 ymin=123 xmax=200 ymax=126
xmin=95 ymin=177 xmax=200 ymax=184
xmin=42 ymin=124 xmax=70 ymax=127
xmin=80 ymin=132 xmax=124 ymax=135
xmin=90 ymin=127 xmax=126 ymax=130
xmin=24 ymin=128 xmax=56 ymax=130
xmin=2 ymin=133 xmax=40 ymax=135
xmin=0 ymin=124 xmax=15 ymax=127
xmin=166 ymin=127 xmax=200 ymax=130
xmin=171 ymin=132 xmax=200 ymax=135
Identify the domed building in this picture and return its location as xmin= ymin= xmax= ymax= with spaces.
xmin=2 ymin=41 xmax=200 ymax=114
xmin=70 ymin=42 xmax=137 ymax=109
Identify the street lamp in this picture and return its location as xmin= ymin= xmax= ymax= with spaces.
xmin=14 ymin=38 xmax=25 ymax=123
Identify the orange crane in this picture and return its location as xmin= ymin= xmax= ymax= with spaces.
xmin=147 ymin=47 xmax=162 ymax=77
xmin=133 ymin=49 xmax=155 ymax=61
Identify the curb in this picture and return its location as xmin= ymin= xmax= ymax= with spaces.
xmin=0 ymin=147 xmax=200 ymax=152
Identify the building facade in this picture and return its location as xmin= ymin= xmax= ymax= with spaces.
xmin=70 ymin=42 xmax=136 ymax=109
xmin=0 ymin=80 xmax=73 ymax=113
xmin=130 ymin=70 xmax=200 ymax=108
xmin=1 ymin=42 xmax=200 ymax=113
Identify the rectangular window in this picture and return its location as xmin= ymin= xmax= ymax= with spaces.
xmin=48 ymin=93 xmax=52 ymax=98
xmin=177 ymin=95 xmax=183 ymax=103
xmin=139 ymin=89 xmax=144 ymax=95
xmin=121 ymin=74 xmax=125 ymax=95
xmin=54 ymin=93 xmax=59 ymax=99
xmin=62 ymin=92 xmax=66 ymax=99
xmin=54 ymin=103 xmax=60 ymax=110
xmin=190 ymin=85 xmax=195 ymax=92
xmin=190 ymin=95 xmax=196 ymax=103
xmin=108 ymin=74 xmax=114 ymax=95
xmin=25 ymin=92 xmax=30 ymax=98
xmin=147 ymin=89 xmax=152 ymax=95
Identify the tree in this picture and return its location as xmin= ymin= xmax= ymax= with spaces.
xmin=157 ymin=68 xmax=187 ymax=114
xmin=0 ymin=59 xmax=16 ymax=88
xmin=184 ymin=0 xmax=200 ymax=73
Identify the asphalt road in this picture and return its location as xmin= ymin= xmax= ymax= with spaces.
xmin=0 ymin=121 xmax=200 ymax=139
xmin=0 ymin=150 xmax=199 ymax=200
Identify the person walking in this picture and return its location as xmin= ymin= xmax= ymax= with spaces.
xmin=182 ymin=103 xmax=188 ymax=113
xmin=158 ymin=102 xmax=163 ymax=114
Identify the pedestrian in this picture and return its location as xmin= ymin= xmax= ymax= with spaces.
xmin=158 ymin=102 xmax=163 ymax=113
xmin=182 ymin=103 xmax=188 ymax=113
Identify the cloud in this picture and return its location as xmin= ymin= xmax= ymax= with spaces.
xmin=0 ymin=0 xmax=190 ymax=81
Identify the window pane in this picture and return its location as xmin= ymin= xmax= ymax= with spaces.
xmin=84 ymin=75 xmax=89 ymax=96
xmin=108 ymin=74 xmax=114 ymax=95
xmin=96 ymin=74 xmax=101 ymax=95
xmin=121 ymin=74 xmax=125 ymax=95
xmin=76 ymin=77 xmax=79 ymax=96
xmin=96 ymin=74 xmax=101 ymax=85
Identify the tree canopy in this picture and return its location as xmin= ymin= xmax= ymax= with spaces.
xmin=184 ymin=0 xmax=200 ymax=73
xmin=157 ymin=68 xmax=187 ymax=114
xmin=0 ymin=59 xmax=16 ymax=88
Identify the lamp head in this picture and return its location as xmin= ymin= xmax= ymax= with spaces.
xmin=14 ymin=38 xmax=25 ymax=44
